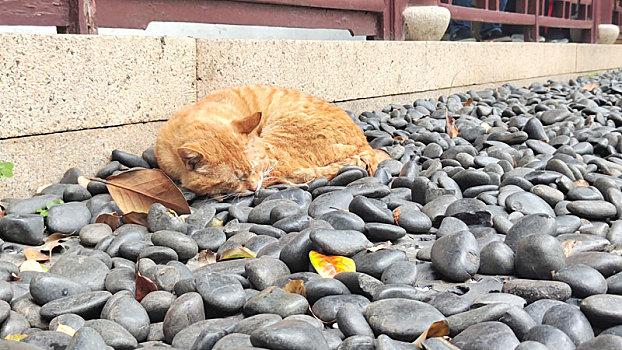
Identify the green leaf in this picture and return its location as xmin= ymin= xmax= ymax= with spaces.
xmin=36 ymin=208 xmax=48 ymax=217
xmin=0 ymin=162 xmax=14 ymax=179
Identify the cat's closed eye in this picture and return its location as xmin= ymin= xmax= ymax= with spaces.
xmin=233 ymin=169 xmax=247 ymax=180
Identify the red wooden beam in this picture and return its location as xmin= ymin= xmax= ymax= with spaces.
xmin=230 ymin=0 xmax=386 ymax=12
xmin=95 ymin=0 xmax=383 ymax=37
xmin=0 ymin=0 xmax=71 ymax=27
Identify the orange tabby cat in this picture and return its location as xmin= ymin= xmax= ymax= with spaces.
xmin=155 ymin=85 xmax=381 ymax=196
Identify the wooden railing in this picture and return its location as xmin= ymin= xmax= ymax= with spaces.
xmin=0 ymin=0 xmax=619 ymax=42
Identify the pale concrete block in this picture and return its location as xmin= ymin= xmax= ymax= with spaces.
xmin=0 ymin=34 xmax=196 ymax=139
xmin=576 ymin=44 xmax=622 ymax=72
xmin=598 ymin=24 xmax=620 ymax=45
xmin=0 ymin=122 xmax=162 ymax=199
xmin=196 ymin=40 xmax=578 ymax=103
xmin=403 ymin=6 xmax=450 ymax=41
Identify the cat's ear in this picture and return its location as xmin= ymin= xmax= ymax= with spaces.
xmin=232 ymin=112 xmax=262 ymax=134
xmin=177 ymin=145 xmax=207 ymax=172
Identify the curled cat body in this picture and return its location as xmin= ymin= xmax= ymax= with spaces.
xmin=156 ymin=84 xmax=382 ymax=196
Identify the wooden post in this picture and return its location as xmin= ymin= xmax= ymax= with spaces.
xmin=57 ymin=0 xmax=97 ymax=34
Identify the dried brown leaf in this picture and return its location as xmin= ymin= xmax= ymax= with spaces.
xmin=77 ymin=175 xmax=91 ymax=189
xmin=283 ymin=280 xmax=306 ymax=297
xmin=123 ymin=212 xmax=149 ymax=227
xmin=582 ymin=82 xmax=599 ymax=91
xmin=464 ymin=98 xmax=473 ymax=107
xmin=218 ymin=247 xmax=257 ymax=261
xmin=445 ymin=110 xmax=459 ymax=139
xmin=562 ymin=239 xmax=579 ymax=257
xmin=95 ymin=212 xmax=121 ymax=230
xmin=135 ymin=270 xmax=158 ymax=301
xmin=198 ymin=250 xmax=217 ymax=266
xmin=367 ymin=241 xmax=393 ymax=253
xmin=393 ymin=208 xmax=401 ymax=226
xmin=573 ymin=179 xmax=589 ymax=187
xmin=24 ymin=248 xmax=49 ymax=262
xmin=413 ymin=320 xmax=450 ymax=347
xmin=92 ymin=169 xmax=190 ymax=215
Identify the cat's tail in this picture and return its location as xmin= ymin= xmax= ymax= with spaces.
xmin=360 ymin=148 xmax=391 ymax=176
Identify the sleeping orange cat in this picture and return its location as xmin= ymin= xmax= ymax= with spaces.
xmin=155 ymin=85 xmax=382 ymax=196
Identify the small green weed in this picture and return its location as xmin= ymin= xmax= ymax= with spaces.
xmin=36 ymin=199 xmax=64 ymax=217
xmin=0 ymin=162 xmax=14 ymax=179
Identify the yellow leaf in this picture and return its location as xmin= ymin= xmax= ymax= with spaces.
xmin=56 ymin=323 xmax=76 ymax=337
xmin=207 ymin=217 xmax=223 ymax=227
xmin=218 ymin=247 xmax=256 ymax=261
xmin=5 ymin=334 xmax=27 ymax=341
xmin=283 ymin=280 xmax=306 ymax=297
xmin=413 ymin=320 xmax=450 ymax=347
xmin=309 ymin=251 xmax=356 ymax=278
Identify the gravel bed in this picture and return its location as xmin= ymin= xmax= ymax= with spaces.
xmin=2 ymin=69 xmax=622 ymax=350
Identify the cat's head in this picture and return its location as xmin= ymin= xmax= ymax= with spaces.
xmin=177 ymin=112 xmax=265 ymax=196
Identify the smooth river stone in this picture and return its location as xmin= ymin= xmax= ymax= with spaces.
xmin=195 ymin=272 xmax=245 ymax=314
xmin=29 ymin=272 xmax=91 ymax=305
xmin=524 ymin=324 xmax=576 ymax=350
xmin=365 ymin=298 xmax=446 ymax=341
xmin=431 ymin=230 xmax=480 ymax=282
xmin=245 ymin=257 xmax=291 ymax=290
xmin=308 ymin=190 xmax=354 ymax=218
xmin=505 ymin=191 xmax=555 ymax=217
xmin=394 ymin=206 xmax=432 ymax=233
xmin=502 ymin=279 xmax=571 ymax=304
xmin=336 ymin=303 xmax=375 ymax=338
xmin=422 ymin=195 xmax=458 ymax=225
xmin=551 ymin=264 xmax=608 ymax=297
xmin=309 ymin=229 xmax=371 ymax=256
xmin=499 ymin=306 xmax=537 ymax=340
xmin=171 ymin=318 xmax=240 ymax=349
xmin=381 ymin=260 xmax=418 ymax=286
xmin=565 ymin=251 xmax=622 ymax=277
xmin=311 ymin=294 xmax=370 ymax=322
xmin=505 ymin=213 xmax=557 ymax=252
xmin=65 ymin=326 xmax=109 ymax=350
xmin=84 ymin=319 xmax=138 ymax=350
xmin=349 ymin=195 xmax=394 ymax=224
xmin=514 ymin=233 xmax=566 ymax=279
xmin=250 ymin=319 xmax=329 ymax=350
xmin=150 ymin=230 xmax=199 ymax=261
xmin=49 ymin=254 xmax=109 ymax=291
xmin=46 ymin=202 xmax=92 ymax=234
xmin=451 ymin=321 xmax=520 ymax=350
xmin=233 ymin=314 xmax=283 ymax=334
xmin=542 ymin=303 xmax=594 ymax=346
xmin=353 ymin=249 xmax=407 ymax=279
xmin=478 ymin=241 xmax=515 ymax=275
xmin=0 ymin=214 xmax=45 ymax=245
xmin=244 ymin=286 xmax=309 ymax=318
xmin=319 ymin=211 xmax=365 ymax=232
xmin=567 ymin=200 xmax=618 ymax=220
xmin=304 ymin=278 xmax=351 ymax=305
xmin=163 ymin=292 xmax=205 ymax=343
xmin=580 ymin=294 xmax=622 ymax=329
xmin=40 ymin=291 xmax=112 ymax=319
xmin=104 ymin=295 xmax=150 ymax=342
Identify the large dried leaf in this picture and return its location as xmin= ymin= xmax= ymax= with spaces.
xmin=413 ymin=320 xmax=450 ymax=347
xmin=582 ymin=82 xmax=599 ymax=91
xmin=218 ymin=247 xmax=257 ymax=261
xmin=135 ymin=270 xmax=158 ymax=301
xmin=123 ymin=212 xmax=149 ymax=227
xmin=198 ymin=250 xmax=217 ymax=266
xmin=309 ymin=251 xmax=356 ymax=278
xmin=445 ymin=110 xmax=459 ymax=139
xmin=95 ymin=212 xmax=121 ymax=230
xmin=283 ymin=280 xmax=306 ymax=297
xmin=93 ymin=169 xmax=190 ymax=215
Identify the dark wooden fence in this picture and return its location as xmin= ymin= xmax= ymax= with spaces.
xmin=0 ymin=0 xmax=620 ymax=42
